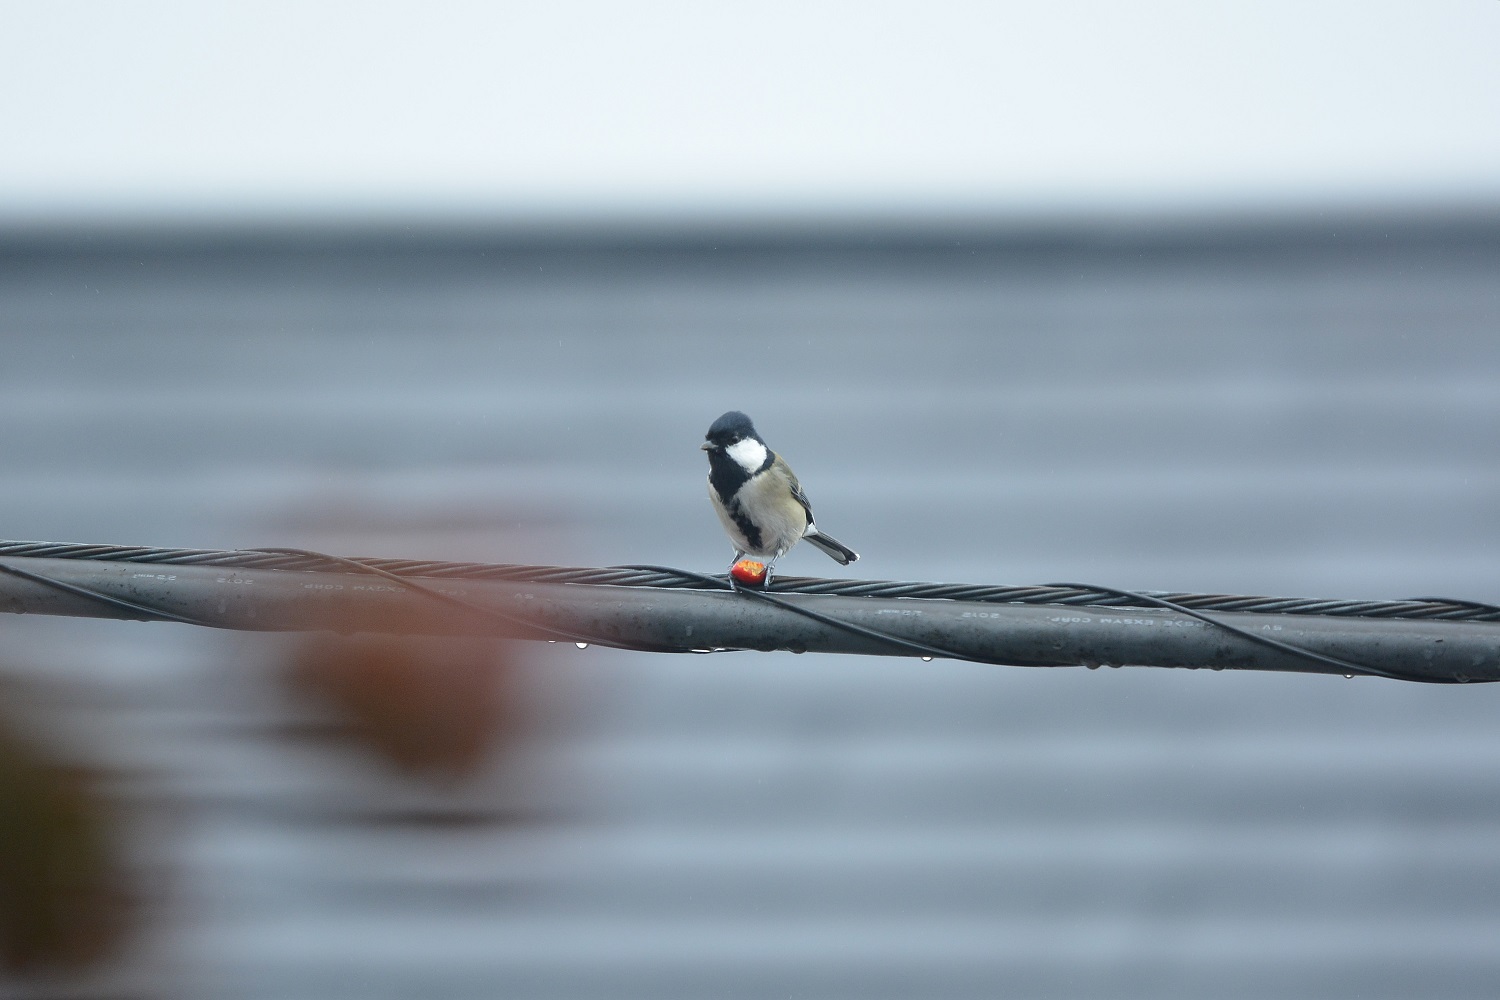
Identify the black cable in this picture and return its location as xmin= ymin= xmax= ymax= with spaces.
xmin=1045 ymin=581 xmax=1470 ymax=684
xmin=0 ymin=540 xmax=1487 ymax=682
xmin=0 ymin=548 xmax=697 ymax=654
xmin=247 ymin=548 xmax=701 ymax=655
xmin=621 ymin=564 xmax=1467 ymax=682
xmin=615 ymin=565 xmax=989 ymax=664
xmin=0 ymin=562 xmax=214 ymax=628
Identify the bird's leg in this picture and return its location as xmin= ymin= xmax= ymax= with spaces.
xmin=763 ymin=551 xmax=783 ymax=589
xmin=726 ymin=549 xmax=746 ymax=591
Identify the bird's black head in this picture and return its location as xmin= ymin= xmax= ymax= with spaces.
xmin=702 ymin=410 xmax=759 ymax=452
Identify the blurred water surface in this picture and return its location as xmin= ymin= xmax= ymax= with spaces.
xmin=1 ymin=216 xmax=1499 ymax=998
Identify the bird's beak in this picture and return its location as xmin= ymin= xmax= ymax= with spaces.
xmin=700 ymin=441 xmax=714 ymax=451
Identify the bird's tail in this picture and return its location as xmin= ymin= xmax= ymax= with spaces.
xmin=803 ymin=526 xmax=859 ymax=565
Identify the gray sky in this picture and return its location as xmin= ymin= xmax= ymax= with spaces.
xmin=4 ymin=1 xmax=1498 ymax=221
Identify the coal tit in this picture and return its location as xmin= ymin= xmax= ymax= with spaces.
xmin=701 ymin=410 xmax=859 ymax=580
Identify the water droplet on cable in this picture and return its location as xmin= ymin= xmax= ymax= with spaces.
xmin=575 ymin=642 xmax=589 ymax=650
xmin=1344 ymin=673 xmax=1354 ymax=679
xmin=921 ymin=656 xmax=933 ymax=662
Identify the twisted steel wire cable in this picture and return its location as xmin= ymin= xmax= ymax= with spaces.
xmin=0 ymin=540 xmax=1494 ymax=623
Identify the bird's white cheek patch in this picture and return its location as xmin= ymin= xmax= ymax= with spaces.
xmin=726 ymin=437 xmax=768 ymax=471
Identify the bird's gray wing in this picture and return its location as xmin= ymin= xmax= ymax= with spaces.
xmin=786 ymin=469 xmax=816 ymax=525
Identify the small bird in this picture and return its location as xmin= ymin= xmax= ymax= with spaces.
xmin=701 ymin=410 xmax=859 ymax=582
